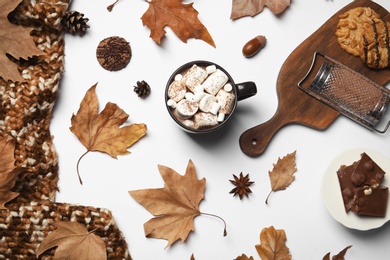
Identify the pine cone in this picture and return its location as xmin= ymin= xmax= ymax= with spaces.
xmin=61 ymin=10 xmax=90 ymax=36
xmin=134 ymin=81 xmax=151 ymax=98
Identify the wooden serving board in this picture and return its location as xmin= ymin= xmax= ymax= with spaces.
xmin=239 ymin=0 xmax=390 ymax=157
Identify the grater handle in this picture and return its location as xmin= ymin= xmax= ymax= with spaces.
xmin=239 ymin=111 xmax=287 ymax=157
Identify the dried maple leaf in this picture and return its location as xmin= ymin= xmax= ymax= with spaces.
xmin=0 ymin=0 xmax=44 ymax=82
xmin=141 ymin=0 xmax=215 ymax=47
xmin=323 ymin=245 xmax=352 ymax=260
xmin=129 ymin=160 xmax=226 ymax=248
xmin=235 ymin=253 xmax=254 ymax=260
xmin=229 ymin=172 xmax=254 ymax=200
xmin=70 ymin=83 xmax=147 ymax=184
xmin=255 ymin=226 xmax=292 ymax=260
xmin=0 ymin=135 xmax=23 ymax=209
xmin=231 ymin=0 xmax=291 ymax=20
xmin=36 ymin=221 xmax=106 ymax=260
xmin=265 ymin=150 xmax=297 ymax=204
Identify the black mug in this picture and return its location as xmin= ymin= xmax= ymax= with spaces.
xmin=165 ymin=60 xmax=257 ymax=134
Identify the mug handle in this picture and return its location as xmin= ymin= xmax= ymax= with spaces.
xmin=236 ymin=81 xmax=257 ymax=101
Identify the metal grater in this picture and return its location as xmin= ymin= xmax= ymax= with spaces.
xmin=298 ymin=52 xmax=390 ymax=133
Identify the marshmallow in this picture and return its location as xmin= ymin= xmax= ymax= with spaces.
xmin=199 ymin=94 xmax=216 ymax=112
xmin=193 ymin=91 xmax=206 ymax=102
xmin=216 ymin=89 xmax=235 ymax=114
xmin=206 ymin=65 xmax=217 ymax=74
xmin=167 ymin=80 xmax=186 ymax=102
xmin=174 ymin=74 xmax=183 ymax=81
xmin=194 ymin=112 xmax=218 ymax=129
xmin=167 ymin=99 xmax=177 ymax=109
xmin=183 ymin=119 xmax=195 ymax=128
xmin=176 ymin=99 xmax=199 ymax=119
xmin=217 ymin=113 xmax=225 ymax=122
xmin=185 ymin=92 xmax=194 ymax=100
xmin=224 ymin=83 xmax=233 ymax=92
xmin=202 ymin=69 xmax=229 ymax=95
xmin=194 ymin=85 xmax=204 ymax=93
xmin=181 ymin=64 xmax=208 ymax=92
xmin=210 ymin=102 xmax=221 ymax=115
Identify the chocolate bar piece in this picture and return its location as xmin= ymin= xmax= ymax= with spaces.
xmin=336 ymin=152 xmax=389 ymax=217
xmin=353 ymin=186 xmax=389 ymax=217
xmin=351 ymin=152 xmax=385 ymax=187
xmin=337 ymin=164 xmax=357 ymax=212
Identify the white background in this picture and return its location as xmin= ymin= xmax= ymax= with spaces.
xmin=51 ymin=0 xmax=390 ymax=259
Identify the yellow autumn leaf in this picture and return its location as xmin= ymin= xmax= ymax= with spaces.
xmin=70 ymin=83 xmax=147 ymax=184
xmin=36 ymin=221 xmax=106 ymax=260
xmin=266 ymin=150 xmax=297 ymax=204
xmin=129 ymin=160 xmax=226 ymax=248
xmin=255 ymin=226 xmax=292 ymax=260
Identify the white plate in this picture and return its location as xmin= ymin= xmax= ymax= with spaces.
xmin=321 ymin=148 xmax=390 ymax=231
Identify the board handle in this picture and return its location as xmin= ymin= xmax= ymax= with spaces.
xmin=239 ymin=112 xmax=286 ymax=157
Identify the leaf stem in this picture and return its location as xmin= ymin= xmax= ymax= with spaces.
xmin=76 ymin=150 xmax=89 ymax=185
xmin=265 ymin=190 xmax=272 ymax=204
xmin=200 ymin=212 xmax=227 ymax=237
xmin=107 ymin=0 xmax=120 ymax=12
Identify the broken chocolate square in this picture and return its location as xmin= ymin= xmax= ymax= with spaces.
xmin=336 ymin=152 xmax=389 ymax=217
xmin=353 ymin=186 xmax=388 ymax=217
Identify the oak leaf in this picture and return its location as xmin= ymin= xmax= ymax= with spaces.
xmin=231 ymin=0 xmax=291 ymax=20
xmin=129 ymin=160 xmax=226 ymax=248
xmin=265 ymin=150 xmax=297 ymax=204
xmin=255 ymin=226 xmax=292 ymax=260
xmin=0 ymin=0 xmax=44 ymax=82
xmin=70 ymin=83 xmax=147 ymax=184
xmin=235 ymin=253 xmax=254 ymax=260
xmin=36 ymin=221 xmax=106 ymax=260
xmin=323 ymin=245 xmax=352 ymax=260
xmin=141 ymin=0 xmax=215 ymax=47
xmin=0 ymin=135 xmax=23 ymax=209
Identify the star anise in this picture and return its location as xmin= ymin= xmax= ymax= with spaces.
xmin=229 ymin=172 xmax=254 ymax=200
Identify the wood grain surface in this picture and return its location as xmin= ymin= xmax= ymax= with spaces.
xmin=239 ymin=0 xmax=390 ymax=157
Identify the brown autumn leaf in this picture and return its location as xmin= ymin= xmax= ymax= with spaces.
xmin=140 ymin=0 xmax=215 ymax=47
xmin=323 ymin=245 xmax=353 ymax=260
xmin=0 ymin=135 xmax=23 ymax=209
xmin=255 ymin=226 xmax=292 ymax=260
xmin=0 ymin=0 xmax=44 ymax=82
xmin=129 ymin=160 xmax=226 ymax=248
xmin=265 ymin=150 xmax=297 ymax=204
xmin=36 ymin=221 xmax=106 ymax=260
xmin=231 ymin=0 xmax=291 ymax=20
xmin=70 ymin=83 xmax=147 ymax=184
xmin=235 ymin=253 xmax=254 ymax=260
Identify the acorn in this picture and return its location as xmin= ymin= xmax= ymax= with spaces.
xmin=242 ymin=35 xmax=267 ymax=58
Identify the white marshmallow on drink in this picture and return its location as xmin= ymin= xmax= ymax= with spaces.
xmin=206 ymin=65 xmax=217 ymax=74
xmin=223 ymin=83 xmax=233 ymax=92
xmin=199 ymin=94 xmax=216 ymax=112
xmin=174 ymin=74 xmax=183 ymax=81
xmin=217 ymin=113 xmax=225 ymax=122
xmin=210 ymin=102 xmax=221 ymax=115
xmin=185 ymin=92 xmax=194 ymax=100
xmin=194 ymin=112 xmax=218 ymax=129
xmin=176 ymin=99 xmax=199 ymax=119
xmin=193 ymin=91 xmax=206 ymax=102
xmin=216 ymin=89 xmax=235 ymax=114
xmin=167 ymin=99 xmax=177 ymax=109
xmin=167 ymin=80 xmax=186 ymax=102
xmin=181 ymin=64 xmax=208 ymax=92
xmin=202 ymin=69 xmax=229 ymax=95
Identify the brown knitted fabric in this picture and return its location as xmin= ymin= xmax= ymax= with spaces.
xmin=0 ymin=1 xmax=131 ymax=259
xmin=1 ymin=201 xmax=131 ymax=259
